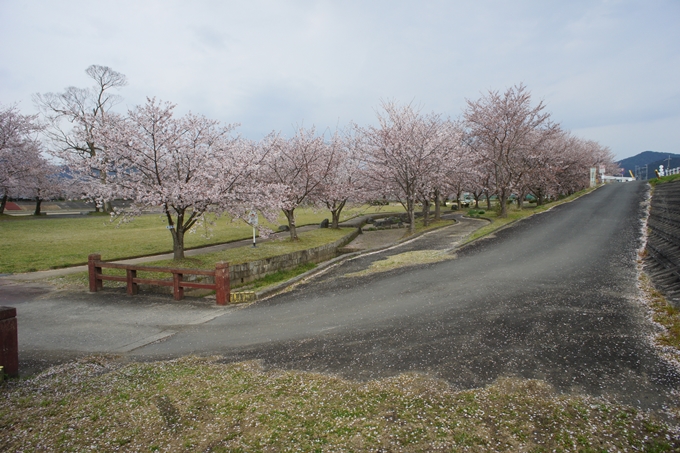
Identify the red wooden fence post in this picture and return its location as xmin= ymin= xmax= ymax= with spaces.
xmin=126 ymin=269 xmax=138 ymax=295
xmin=215 ymin=262 xmax=230 ymax=305
xmin=173 ymin=272 xmax=184 ymax=301
xmin=0 ymin=307 xmax=19 ymax=378
xmin=88 ymin=254 xmax=102 ymax=292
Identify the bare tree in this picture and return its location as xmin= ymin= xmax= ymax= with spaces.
xmin=34 ymin=65 xmax=127 ymax=212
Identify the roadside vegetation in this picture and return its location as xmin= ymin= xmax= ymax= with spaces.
xmin=649 ymin=173 xmax=680 ymax=186
xmin=0 ymin=205 xmax=397 ymax=274
xmin=645 ymin=276 xmax=680 ymax=350
xmin=639 ymin=272 xmax=680 ymax=364
xmin=1 ymin=356 xmax=677 ymax=452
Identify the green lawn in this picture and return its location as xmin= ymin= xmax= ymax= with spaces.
xmin=0 ymin=205 xmax=399 ymax=274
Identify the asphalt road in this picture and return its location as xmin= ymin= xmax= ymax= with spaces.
xmin=6 ymin=182 xmax=679 ymax=410
xmin=130 ymin=182 xmax=679 ymax=409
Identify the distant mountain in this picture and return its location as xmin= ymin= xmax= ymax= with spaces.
xmin=618 ymin=151 xmax=680 ymax=179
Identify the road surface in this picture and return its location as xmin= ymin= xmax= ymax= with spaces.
xmin=6 ymin=182 xmax=679 ymax=409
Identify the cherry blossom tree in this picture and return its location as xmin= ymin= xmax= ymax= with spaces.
xmin=463 ymin=84 xmax=561 ymax=217
xmin=552 ymin=136 xmax=617 ymax=196
xmin=356 ymin=101 xmax=456 ymax=234
xmin=261 ymin=126 xmax=336 ymax=240
xmin=318 ymin=131 xmax=367 ymax=228
xmin=429 ymin=120 xmax=465 ymax=222
xmin=20 ymin=158 xmax=66 ymax=216
xmin=0 ymin=104 xmax=43 ymax=214
xmin=35 ymin=65 xmax=127 ymax=212
xmin=92 ymin=98 xmax=278 ymax=260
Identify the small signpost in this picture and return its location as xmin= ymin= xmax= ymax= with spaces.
xmin=247 ymin=210 xmax=258 ymax=247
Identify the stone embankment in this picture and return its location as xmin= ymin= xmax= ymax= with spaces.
xmin=646 ymin=179 xmax=680 ymax=305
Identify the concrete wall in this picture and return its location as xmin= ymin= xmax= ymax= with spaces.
xmin=228 ymin=229 xmax=360 ymax=285
xmin=646 ymin=180 xmax=680 ymax=305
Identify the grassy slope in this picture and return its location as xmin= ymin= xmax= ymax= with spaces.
xmin=649 ymin=174 xmax=680 ymax=185
xmin=1 ymin=356 xmax=677 ymax=452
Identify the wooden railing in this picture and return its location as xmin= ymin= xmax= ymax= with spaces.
xmin=88 ymin=254 xmax=230 ymax=305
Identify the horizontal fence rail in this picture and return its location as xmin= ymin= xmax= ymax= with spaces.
xmin=88 ymin=254 xmax=230 ymax=305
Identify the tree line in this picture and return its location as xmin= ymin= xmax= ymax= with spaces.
xmin=0 ymin=65 xmax=618 ymax=259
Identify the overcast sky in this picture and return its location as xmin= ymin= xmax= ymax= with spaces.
xmin=1 ymin=0 xmax=678 ymax=160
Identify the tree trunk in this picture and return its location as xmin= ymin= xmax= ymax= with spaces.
xmin=485 ymin=192 xmax=491 ymax=210
xmin=0 ymin=193 xmax=7 ymax=215
xmin=34 ymin=197 xmax=42 ymax=216
xmin=517 ymin=191 xmax=525 ymax=210
xmin=407 ymin=200 xmax=415 ymax=234
xmin=422 ymin=199 xmax=430 ymax=227
xmin=284 ymin=208 xmax=298 ymax=240
xmin=499 ymin=190 xmax=508 ymax=218
xmin=534 ymin=188 xmax=545 ymax=206
xmin=171 ymin=227 xmax=185 ymax=260
xmin=99 ymin=165 xmax=113 ymax=213
xmin=167 ymin=208 xmax=186 ymax=260
xmin=330 ymin=200 xmax=346 ymax=229
xmin=434 ymin=189 xmax=441 ymax=221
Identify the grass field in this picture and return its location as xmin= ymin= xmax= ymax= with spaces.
xmin=50 ymin=227 xmax=353 ymax=292
xmin=1 ymin=356 xmax=677 ymax=452
xmin=0 ymin=205 xmax=400 ymax=274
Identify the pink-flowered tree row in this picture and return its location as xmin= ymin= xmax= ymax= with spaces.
xmin=5 ymin=65 xmax=620 ymax=259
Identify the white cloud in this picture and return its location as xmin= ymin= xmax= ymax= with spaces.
xmin=1 ymin=0 xmax=678 ymax=159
